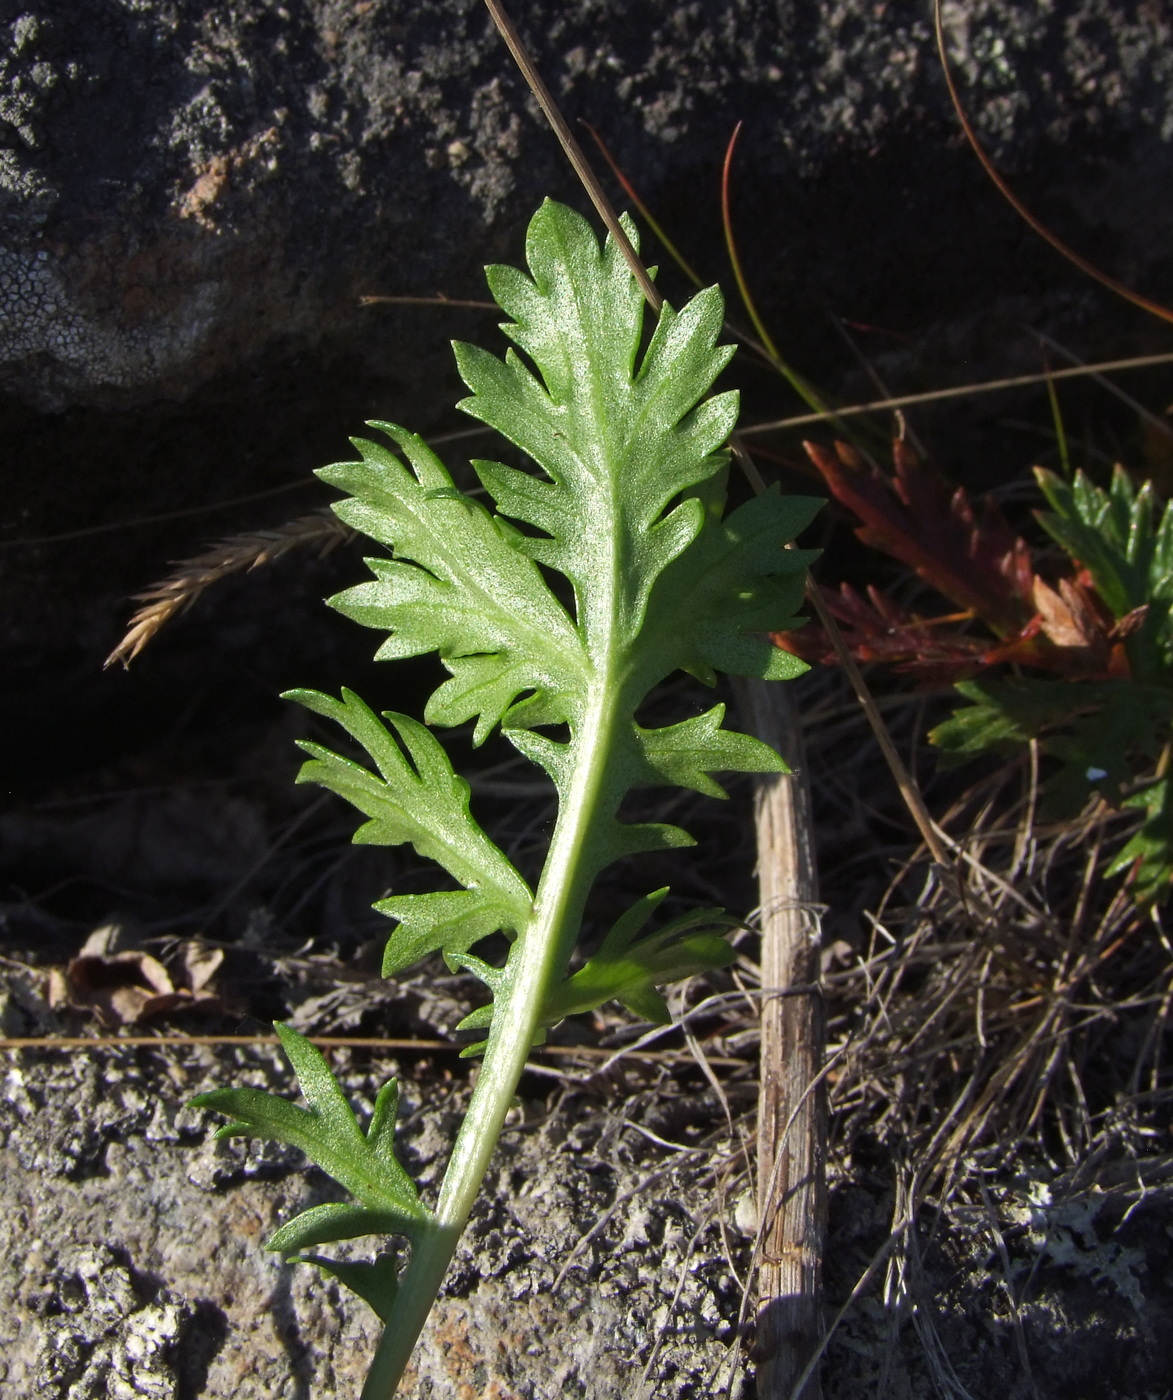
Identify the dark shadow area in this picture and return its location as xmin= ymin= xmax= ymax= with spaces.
xmin=177 ymin=1300 xmax=232 ymax=1400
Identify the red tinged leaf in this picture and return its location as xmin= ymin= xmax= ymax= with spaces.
xmin=804 ymin=439 xmax=1036 ymax=635
xmin=776 ymin=575 xmax=1133 ymax=685
xmin=774 ymin=583 xmax=992 ymax=683
xmin=778 ymin=438 xmax=1138 ymax=684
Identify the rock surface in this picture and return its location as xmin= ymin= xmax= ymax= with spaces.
xmin=3 ymin=1027 xmax=1170 ymax=1399
xmin=1 ymin=0 xmax=1172 ymax=412
xmin=0 ymin=1039 xmax=750 ymax=1399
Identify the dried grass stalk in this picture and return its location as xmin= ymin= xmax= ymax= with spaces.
xmin=740 ymin=677 xmax=826 ymax=1400
xmin=105 ymin=508 xmax=353 ymax=668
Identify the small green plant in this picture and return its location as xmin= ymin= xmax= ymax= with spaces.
xmin=191 ymin=199 xmax=820 ymax=1397
xmin=779 ymin=438 xmax=1173 ymax=901
xmin=933 ymin=466 xmax=1173 ymax=901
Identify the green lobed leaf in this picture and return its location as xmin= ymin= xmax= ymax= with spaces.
xmin=289 ymin=201 xmax=820 ymax=988
xmin=592 ymin=819 xmax=697 ymax=868
xmin=1035 ymin=465 xmax=1173 ymax=677
xmin=193 ymin=201 xmax=834 ymax=1386
xmin=322 ymin=424 xmax=588 ymax=741
xmin=267 ymin=1203 xmax=416 ymax=1255
xmin=450 ymin=952 xmax=517 ymax=1056
xmin=636 ymin=487 xmax=822 ymax=691
xmin=1107 ymin=776 xmax=1173 ymax=903
xmin=302 ymin=205 xmax=819 ymax=910
xmin=932 ymin=674 xmax=1173 ymax=883
xmin=456 ymin=206 xmax=740 ymax=646
xmin=1035 ymin=466 xmax=1147 ymax=618
xmin=374 ymin=890 xmax=521 ymax=977
xmin=190 ymin=1024 xmax=430 ymax=1240
xmin=929 ymin=679 xmax=1081 ymax=759
xmin=595 ymin=885 xmax=668 ymax=952
xmin=285 ymin=688 xmax=532 ymax=957
xmin=458 ymin=890 xmax=738 ymax=1045
xmin=634 ymin=703 xmax=788 ymax=798
xmin=545 ymin=907 xmax=736 ymax=1026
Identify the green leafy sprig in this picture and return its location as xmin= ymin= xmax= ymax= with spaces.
xmin=192 ymin=200 xmax=820 ymax=1397
xmin=932 ymin=465 xmax=1173 ymax=900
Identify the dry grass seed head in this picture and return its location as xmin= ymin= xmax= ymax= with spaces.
xmin=105 ymin=508 xmax=353 ymax=668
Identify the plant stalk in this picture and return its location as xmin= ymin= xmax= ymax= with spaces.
xmin=359 ymin=681 xmax=625 ymax=1399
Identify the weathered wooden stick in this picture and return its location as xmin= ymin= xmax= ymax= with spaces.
xmin=739 ymin=677 xmax=826 ymax=1400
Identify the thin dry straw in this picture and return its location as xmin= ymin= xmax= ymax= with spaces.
xmin=721 ymin=122 xmax=833 ymax=421
xmin=482 ymin=0 xmax=661 ymax=312
xmin=581 ymin=120 xmax=706 ymax=289
xmin=0 ymin=480 xmax=320 ymax=550
xmin=359 ymin=294 xmax=496 ymax=310
xmin=739 ymin=351 xmax=1173 ymax=434
xmin=4 ymin=427 xmax=494 ymax=552
xmin=1029 ymin=330 xmax=1173 ymax=444
xmin=934 ymin=0 xmax=1173 ymax=328
xmin=786 ymin=678 xmax=1168 ymax=1374
xmin=582 ymin=118 xmax=781 ymax=371
xmin=0 ymin=1031 xmax=740 ymax=1066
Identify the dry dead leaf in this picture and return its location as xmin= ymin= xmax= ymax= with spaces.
xmin=50 ymin=924 xmax=224 ymax=1025
xmin=173 ymin=939 xmax=224 ymax=995
xmin=1033 ymin=575 xmax=1096 ymax=648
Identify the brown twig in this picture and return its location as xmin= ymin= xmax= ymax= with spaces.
xmin=737 ymin=678 xmax=826 ymax=1400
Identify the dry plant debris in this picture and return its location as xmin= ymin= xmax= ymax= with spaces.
xmin=46 ymin=925 xmax=224 ymax=1026
xmin=771 ymin=661 xmax=1173 ymax=1396
xmin=105 ymin=508 xmax=353 ymax=669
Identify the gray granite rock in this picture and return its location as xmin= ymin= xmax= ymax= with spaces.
xmin=1 ymin=0 xmax=1171 ymax=412
xmin=0 ymin=1040 xmax=750 ymax=1398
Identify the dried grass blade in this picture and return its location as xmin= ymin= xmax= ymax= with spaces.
xmin=581 ymin=120 xmax=705 ymax=288
xmin=481 ymin=0 xmax=659 ymax=309
xmin=720 ymin=124 xmax=833 ymax=419
xmin=740 ymin=350 xmax=1173 ymax=435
